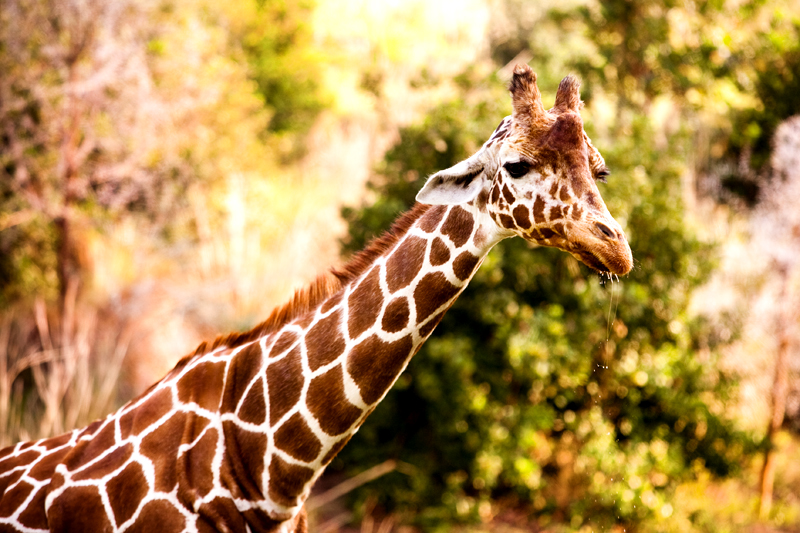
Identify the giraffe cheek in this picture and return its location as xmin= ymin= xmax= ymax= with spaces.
xmin=490 ymin=183 xmax=501 ymax=204
xmin=549 ymin=205 xmax=564 ymax=220
xmin=533 ymin=196 xmax=546 ymax=224
xmin=512 ymin=205 xmax=531 ymax=230
xmin=502 ymin=184 xmax=515 ymax=205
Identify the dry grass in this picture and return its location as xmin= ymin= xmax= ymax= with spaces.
xmin=0 ymin=281 xmax=132 ymax=448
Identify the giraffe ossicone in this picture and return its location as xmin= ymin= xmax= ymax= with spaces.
xmin=0 ymin=64 xmax=632 ymax=533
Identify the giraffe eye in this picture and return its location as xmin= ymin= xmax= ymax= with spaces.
xmin=596 ymin=169 xmax=610 ymax=183
xmin=503 ymin=161 xmax=531 ymax=179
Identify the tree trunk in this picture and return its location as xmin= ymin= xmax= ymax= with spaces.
xmin=759 ymin=278 xmax=791 ymax=520
xmin=54 ymin=214 xmax=82 ymax=305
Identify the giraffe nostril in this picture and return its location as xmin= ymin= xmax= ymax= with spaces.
xmin=594 ymin=222 xmax=616 ymax=240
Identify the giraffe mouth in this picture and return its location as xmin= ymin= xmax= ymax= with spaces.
xmin=572 ymin=249 xmax=611 ymax=274
xmin=569 ymin=239 xmax=632 ymax=276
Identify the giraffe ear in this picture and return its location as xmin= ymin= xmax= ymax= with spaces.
xmin=416 ymin=156 xmax=487 ymax=205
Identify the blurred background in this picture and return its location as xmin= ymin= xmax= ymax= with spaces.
xmin=1 ymin=0 xmax=799 ymax=531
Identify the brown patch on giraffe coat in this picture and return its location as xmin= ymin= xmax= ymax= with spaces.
xmin=320 ymin=290 xmax=344 ymax=314
xmin=241 ymin=508 xmax=284 ymax=533
xmin=441 ymin=206 xmax=474 ymax=248
xmin=559 ymin=185 xmax=571 ymax=203
xmin=0 ymin=445 xmax=12 ymax=461
xmin=177 ymin=360 xmax=226 ymax=411
xmin=347 ymin=334 xmax=413 ymax=405
xmin=0 ymin=467 xmax=24 ymax=495
xmin=182 ymin=426 xmax=219 ymax=498
xmin=306 ymin=309 xmax=346 ymax=371
xmin=498 ymin=213 xmax=515 ymax=230
xmin=321 ymin=436 xmax=352 ymax=465
xmin=48 ymin=485 xmax=113 ymax=533
xmin=306 ymin=365 xmax=363 ymax=436
xmin=502 ymin=184 xmax=515 ymax=205
xmin=429 ymin=237 xmax=450 ymax=266
xmin=549 ymin=205 xmax=564 ymax=220
xmin=386 ymin=236 xmax=427 ymax=292
xmin=197 ymin=498 xmax=249 ymax=533
xmin=267 ymin=347 xmax=304 ymax=426
xmin=533 ymin=196 xmax=546 ymax=224
xmin=553 ymin=222 xmax=566 ymax=237
xmin=238 ymin=377 xmax=267 ymax=425
xmin=42 ymin=432 xmax=72 ymax=451
xmin=63 ymin=420 xmax=116 ymax=473
xmin=107 ymin=461 xmax=148 ymax=527
xmin=512 ymin=205 xmax=531 ymax=230
xmin=140 ymin=411 xmax=188 ymax=491
xmin=546 ymin=112 xmax=584 ymax=150
xmin=221 ymin=420 xmax=267 ymax=502
xmin=274 ymin=413 xmax=322 ymax=462
xmin=572 ymin=205 xmax=583 ymax=220
xmin=382 ymin=297 xmax=410 ymax=333
xmin=17 ymin=485 xmax=47 ymax=530
xmin=270 ymin=330 xmax=299 ymax=358
xmin=267 ymin=455 xmax=315 ymax=507
xmin=0 ymin=480 xmax=33 ymax=518
xmin=549 ymin=181 xmax=559 ymax=196
xmin=0 ymin=450 xmax=39 ymax=474
xmin=119 ymin=388 xmax=172 ymax=439
xmin=414 ymin=272 xmax=461 ymax=324
xmin=473 ymin=187 xmax=490 ymax=210
xmin=453 ymin=251 xmax=481 ymax=282
xmin=347 ymin=266 xmax=381 ymax=339
xmin=490 ymin=183 xmax=500 ymax=204
xmin=418 ymin=204 xmax=446 ymax=233
xmin=540 ymin=228 xmax=556 ymax=239
xmin=125 ymin=500 xmax=186 ymax=533
xmin=71 ymin=443 xmax=133 ymax=481
xmin=221 ymin=342 xmax=263 ymax=415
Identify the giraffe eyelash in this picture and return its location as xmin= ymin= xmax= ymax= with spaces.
xmin=596 ymin=169 xmax=609 ymax=183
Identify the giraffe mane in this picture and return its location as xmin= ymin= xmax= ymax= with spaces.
xmin=189 ymin=202 xmax=433 ymax=358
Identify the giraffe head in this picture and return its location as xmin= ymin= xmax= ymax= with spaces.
xmin=417 ymin=64 xmax=633 ymax=276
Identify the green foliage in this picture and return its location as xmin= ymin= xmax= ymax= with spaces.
xmin=728 ymin=21 xmax=800 ymax=178
xmin=238 ymin=0 xmax=328 ymax=153
xmin=336 ymin=76 xmax=756 ymax=529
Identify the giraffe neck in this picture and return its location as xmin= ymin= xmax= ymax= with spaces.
xmin=228 ymin=202 xmax=504 ymax=519
xmin=0 ymin=202 xmax=504 ymax=533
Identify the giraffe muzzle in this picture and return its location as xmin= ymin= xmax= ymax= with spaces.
xmin=567 ymin=217 xmax=633 ymax=276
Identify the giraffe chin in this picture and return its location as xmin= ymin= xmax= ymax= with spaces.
xmin=570 ymin=246 xmax=633 ymax=276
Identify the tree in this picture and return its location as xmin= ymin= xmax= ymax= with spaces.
xmin=0 ymin=0 xmax=192 ymax=305
xmin=750 ymin=116 xmax=800 ymax=519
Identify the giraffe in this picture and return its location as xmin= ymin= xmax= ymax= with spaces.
xmin=0 ymin=65 xmax=632 ymax=533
